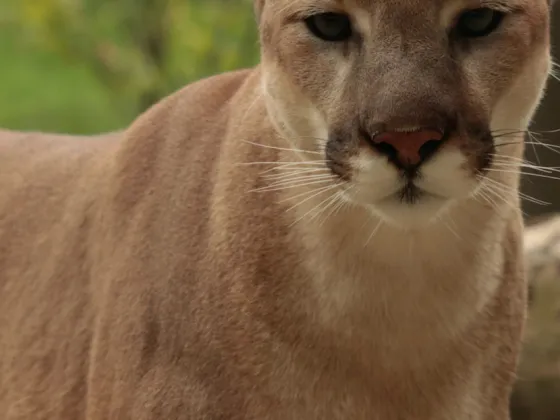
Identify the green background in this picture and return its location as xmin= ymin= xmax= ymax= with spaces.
xmin=0 ymin=0 xmax=259 ymax=134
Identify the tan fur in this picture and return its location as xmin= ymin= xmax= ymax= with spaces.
xmin=0 ymin=0 xmax=553 ymax=419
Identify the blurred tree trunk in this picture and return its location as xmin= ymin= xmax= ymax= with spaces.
xmin=124 ymin=0 xmax=169 ymax=111
xmin=521 ymin=6 xmax=560 ymax=219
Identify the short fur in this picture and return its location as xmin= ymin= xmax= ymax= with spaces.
xmin=0 ymin=0 xmax=553 ymax=419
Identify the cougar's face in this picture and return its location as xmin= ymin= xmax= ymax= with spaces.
xmin=257 ymin=0 xmax=551 ymax=228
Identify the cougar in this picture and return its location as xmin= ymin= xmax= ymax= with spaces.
xmin=0 ymin=0 xmax=553 ymax=419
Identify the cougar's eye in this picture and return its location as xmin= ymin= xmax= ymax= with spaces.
xmin=305 ymin=13 xmax=352 ymax=42
xmin=455 ymin=8 xmax=505 ymax=38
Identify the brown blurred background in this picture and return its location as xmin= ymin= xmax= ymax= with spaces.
xmin=522 ymin=6 xmax=560 ymax=219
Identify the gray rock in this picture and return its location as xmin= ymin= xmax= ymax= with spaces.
xmin=511 ymin=214 xmax=560 ymax=420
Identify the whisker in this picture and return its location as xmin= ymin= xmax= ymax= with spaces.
xmin=491 ymin=128 xmax=528 ymax=132
xmin=265 ymin=164 xmax=328 ymax=170
xmin=483 ymin=176 xmax=550 ymax=206
xmin=250 ymin=178 xmax=333 ymax=193
xmin=259 ymin=178 xmax=335 ymax=191
xmin=278 ymin=183 xmax=336 ymax=204
xmin=320 ymin=189 xmax=350 ymax=226
xmin=491 ymin=161 xmax=560 ymax=175
xmin=532 ymin=127 xmax=560 ymax=134
xmin=485 ymin=168 xmax=560 ymax=181
xmin=365 ymin=219 xmax=384 ymax=247
xmin=478 ymin=178 xmax=528 ymax=215
xmin=489 ymin=153 xmax=560 ymax=171
xmin=263 ymin=168 xmax=329 ymax=181
xmin=490 ymin=160 xmax=542 ymax=171
xmin=284 ymin=184 xmax=340 ymax=214
xmin=491 ymin=130 xmax=527 ymax=139
xmin=490 ymin=152 xmax=530 ymax=163
xmin=242 ymin=140 xmax=323 ymax=156
xmin=263 ymin=173 xmax=335 ymax=186
xmin=492 ymin=127 xmax=560 ymax=136
xmin=259 ymin=161 xmax=328 ymax=175
xmin=239 ymin=90 xmax=263 ymax=127
xmin=479 ymin=185 xmax=516 ymax=214
xmin=312 ymin=191 xmax=341 ymax=223
xmin=477 ymin=176 xmax=513 ymax=205
xmin=289 ymin=184 xmax=343 ymax=227
xmin=489 ymin=153 xmax=550 ymax=173
xmin=525 ymin=140 xmax=560 ymax=157
xmin=485 ymin=184 xmax=547 ymax=207
xmin=237 ymin=160 xmax=327 ymax=167
xmin=526 ymin=129 xmax=542 ymax=165
xmin=493 ymin=141 xmax=524 ymax=148
xmin=284 ymin=134 xmax=330 ymax=142
xmin=474 ymin=186 xmax=501 ymax=212
xmin=310 ymin=189 xmax=345 ymax=224
xmin=550 ymin=70 xmax=560 ymax=83
xmin=264 ymin=166 xmax=329 ymax=173
xmin=438 ymin=215 xmax=462 ymax=241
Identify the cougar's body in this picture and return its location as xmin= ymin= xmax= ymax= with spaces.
xmin=0 ymin=0 xmax=553 ymax=419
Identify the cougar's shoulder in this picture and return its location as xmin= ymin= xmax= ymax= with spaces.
xmin=0 ymin=67 xmax=259 ymax=420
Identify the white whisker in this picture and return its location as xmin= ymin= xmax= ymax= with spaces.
xmin=491 ymin=161 xmax=560 ymax=175
xmin=250 ymin=178 xmax=334 ymax=193
xmin=242 ymin=140 xmax=323 ymax=156
xmin=524 ymin=141 xmax=560 ymax=156
xmin=320 ymin=189 xmax=349 ymax=226
xmin=263 ymin=168 xmax=330 ymax=181
xmin=527 ymin=130 xmax=542 ymax=164
xmin=289 ymin=184 xmax=342 ymax=227
xmin=485 ymin=168 xmax=560 ymax=181
xmin=478 ymin=179 xmax=524 ymax=215
xmin=309 ymin=189 xmax=344 ymax=223
xmin=259 ymin=161 xmax=328 ymax=175
xmin=237 ymin=161 xmax=327 ymax=170
xmin=438 ymin=215 xmax=462 ymax=241
xmin=483 ymin=176 xmax=550 ymax=206
xmin=365 ymin=219 xmax=384 ymax=247
xmin=283 ymin=184 xmax=339 ymax=213
xmin=263 ymin=173 xmax=335 ymax=187
xmin=474 ymin=187 xmax=500 ymax=212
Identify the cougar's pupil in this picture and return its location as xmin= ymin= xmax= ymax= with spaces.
xmin=305 ymin=13 xmax=353 ymax=42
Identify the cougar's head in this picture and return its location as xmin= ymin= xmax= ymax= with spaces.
xmin=256 ymin=0 xmax=551 ymax=228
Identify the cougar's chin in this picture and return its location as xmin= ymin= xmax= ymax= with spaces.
xmin=369 ymin=192 xmax=452 ymax=229
xmin=343 ymin=147 xmax=481 ymax=229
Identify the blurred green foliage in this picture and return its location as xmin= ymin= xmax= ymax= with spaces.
xmin=0 ymin=0 xmax=259 ymax=134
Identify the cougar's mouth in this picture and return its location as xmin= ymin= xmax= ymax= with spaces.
xmin=391 ymin=182 xmax=445 ymax=205
xmin=398 ymin=182 xmax=424 ymax=205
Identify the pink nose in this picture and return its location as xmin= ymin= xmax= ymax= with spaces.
xmin=372 ymin=129 xmax=444 ymax=167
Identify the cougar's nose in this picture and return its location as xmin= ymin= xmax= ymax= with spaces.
xmin=369 ymin=129 xmax=445 ymax=168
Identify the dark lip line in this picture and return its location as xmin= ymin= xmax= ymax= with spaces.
xmin=399 ymin=182 xmax=423 ymax=204
xmin=374 ymin=182 xmax=446 ymax=205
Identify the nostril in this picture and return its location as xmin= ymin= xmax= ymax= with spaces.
xmin=374 ymin=142 xmax=398 ymax=162
xmin=418 ymin=139 xmax=443 ymax=161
